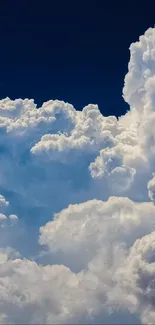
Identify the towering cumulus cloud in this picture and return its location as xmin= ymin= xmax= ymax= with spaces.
xmin=1 ymin=27 xmax=155 ymax=324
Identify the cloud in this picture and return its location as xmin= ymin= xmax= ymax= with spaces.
xmin=0 ymin=194 xmax=18 ymax=226
xmin=0 ymin=197 xmax=155 ymax=324
xmin=39 ymin=197 xmax=155 ymax=272
xmin=115 ymin=231 xmax=155 ymax=324
xmin=89 ymin=146 xmax=136 ymax=195
xmin=0 ymin=27 xmax=155 ymax=323
xmin=31 ymin=106 xmax=116 ymax=161
xmin=0 ymin=194 xmax=19 ymax=251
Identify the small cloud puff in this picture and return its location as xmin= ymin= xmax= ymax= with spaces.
xmin=0 ymin=213 xmax=7 ymax=221
xmin=0 ymin=196 xmax=18 ymax=230
xmin=8 ymin=214 xmax=18 ymax=220
xmin=0 ymin=195 xmax=9 ymax=209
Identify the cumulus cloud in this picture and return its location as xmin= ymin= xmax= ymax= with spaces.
xmin=0 ymin=194 xmax=19 ymax=252
xmin=89 ymin=146 xmax=136 ymax=195
xmin=39 ymin=197 xmax=155 ymax=272
xmin=1 ymin=198 xmax=155 ymax=324
xmin=0 ymin=195 xmax=18 ymax=226
xmin=1 ymin=27 xmax=155 ymax=324
xmin=115 ymin=231 xmax=155 ymax=323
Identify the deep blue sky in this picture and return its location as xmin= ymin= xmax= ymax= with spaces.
xmin=0 ymin=2 xmax=155 ymax=117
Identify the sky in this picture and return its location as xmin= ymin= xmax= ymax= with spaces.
xmin=1 ymin=2 xmax=155 ymax=325
xmin=0 ymin=2 xmax=155 ymax=116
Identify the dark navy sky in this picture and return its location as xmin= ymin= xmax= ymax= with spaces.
xmin=0 ymin=1 xmax=155 ymax=117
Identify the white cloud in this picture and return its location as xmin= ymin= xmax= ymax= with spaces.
xmin=0 ymin=195 xmax=9 ymax=209
xmin=89 ymin=146 xmax=136 ymax=195
xmin=39 ymin=197 xmax=155 ymax=272
xmin=0 ymin=214 xmax=7 ymax=222
xmin=0 ymin=26 xmax=155 ymax=323
xmin=0 ymin=194 xmax=19 ymax=254
xmin=0 ymin=195 xmax=18 ymax=226
xmin=1 ymin=197 xmax=155 ymax=324
xmin=115 ymin=231 xmax=155 ymax=323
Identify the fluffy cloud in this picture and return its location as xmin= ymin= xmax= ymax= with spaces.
xmin=31 ymin=106 xmax=117 ymax=160
xmin=89 ymin=146 xmax=136 ymax=195
xmin=1 ymin=198 xmax=155 ymax=324
xmin=39 ymin=197 xmax=155 ymax=272
xmin=0 ymin=194 xmax=18 ymax=226
xmin=0 ymin=194 xmax=19 ymax=251
xmin=0 ymin=27 xmax=155 ymax=324
xmin=115 ymin=231 xmax=155 ymax=324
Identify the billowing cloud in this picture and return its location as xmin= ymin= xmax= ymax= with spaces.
xmin=0 ymin=198 xmax=155 ymax=324
xmin=39 ymin=197 xmax=155 ymax=272
xmin=0 ymin=27 xmax=155 ymax=324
